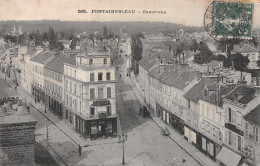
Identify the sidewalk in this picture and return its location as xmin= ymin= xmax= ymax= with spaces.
xmin=122 ymin=74 xmax=218 ymax=166
xmin=0 ymin=72 xmax=120 ymax=146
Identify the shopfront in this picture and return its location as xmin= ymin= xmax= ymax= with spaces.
xmin=196 ymin=132 xmax=222 ymax=160
xmin=156 ymin=103 xmax=184 ymax=135
xmin=85 ymin=116 xmax=118 ymax=139
xmin=32 ymin=84 xmax=45 ymax=103
xmin=184 ymin=125 xmax=198 ymax=147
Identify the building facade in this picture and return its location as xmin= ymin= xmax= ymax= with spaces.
xmin=63 ymin=49 xmax=117 ymax=139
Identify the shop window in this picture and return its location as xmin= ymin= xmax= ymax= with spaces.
xmin=107 ymin=106 xmax=111 ymax=116
xmin=66 ymin=110 xmax=68 ymax=119
xmin=90 ymin=107 xmax=95 ymax=116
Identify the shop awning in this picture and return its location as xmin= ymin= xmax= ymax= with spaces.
xmin=216 ymin=146 xmax=241 ymax=166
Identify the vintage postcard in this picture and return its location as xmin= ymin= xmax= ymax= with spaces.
xmin=0 ymin=0 xmax=260 ymax=166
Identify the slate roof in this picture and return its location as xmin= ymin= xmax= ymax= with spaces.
xmin=184 ymin=78 xmax=205 ymax=103
xmin=244 ymin=105 xmax=260 ymax=127
xmin=45 ymin=55 xmax=76 ymax=74
xmin=30 ymin=51 xmax=55 ymax=65
xmin=209 ymin=60 xmax=222 ymax=68
xmin=225 ymin=86 xmax=256 ymax=104
xmin=237 ymin=44 xmax=258 ymax=53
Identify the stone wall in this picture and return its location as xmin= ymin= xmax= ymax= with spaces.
xmin=0 ymin=114 xmax=37 ymax=166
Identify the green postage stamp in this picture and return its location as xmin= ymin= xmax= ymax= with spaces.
xmin=205 ymin=1 xmax=254 ymax=40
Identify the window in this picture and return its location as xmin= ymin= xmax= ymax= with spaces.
xmin=237 ymin=112 xmax=241 ymax=126
xmin=107 ymin=106 xmax=111 ymax=116
xmin=89 ymin=59 xmax=93 ymax=65
xmin=107 ymin=87 xmax=111 ymax=98
xmin=98 ymin=88 xmax=103 ymax=99
xmin=106 ymin=72 xmax=110 ymax=80
xmin=202 ymin=104 xmax=204 ymax=116
xmin=90 ymin=73 xmax=94 ymax=81
xmin=245 ymin=122 xmax=248 ymax=137
xmin=207 ymin=106 xmax=209 ymax=118
xmin=90 ymin=107 xmax=95 ymax=116
xmin=228 ymin=131 xmax=232 ymax=145
xmin=70 ymin=82 xmax=72 ymax=92
xmin=212 ymin=108 xmax=215 ymax=121
xmin=98 ymin=72 xmax=103 ymax=81
xmin=254 ymin=126 xmax=259 ymax=142
xmin=104 ymin=58 xmax=107 ymax=64
xmin=66 ymin=80 xmax=68 ymax=90
xmin=238 ymin=135 xmax=242 ymax=151
xmin=231 ymin=110 xmax=237 ymax=124
xmin=90 ymin=88 xmax=95 ymax=99
xmin=74 ymin=84 xmax=76 ymax=94
xmin=74 ymin=70 xmax=76 ymax=78
xmin=228 ymin=108 xmax=232 ymax=122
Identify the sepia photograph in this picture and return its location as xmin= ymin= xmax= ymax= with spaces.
xmin=0 ymin=0 xmax=260 ymax=166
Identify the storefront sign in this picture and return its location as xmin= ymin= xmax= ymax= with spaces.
xmin=225 ymin=123 xmax=244 ymax=136
xmin=93 ymin=100 xmax=110 ymax=106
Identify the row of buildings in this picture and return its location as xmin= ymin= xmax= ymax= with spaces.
xmin=137 ymin=51 xmax=260 ymax=165
xmin=1 ymin=43 xmax=119 ymax=139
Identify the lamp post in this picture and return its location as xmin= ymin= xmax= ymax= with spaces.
xmin=120 ymin=134 xmax=128 ymax=165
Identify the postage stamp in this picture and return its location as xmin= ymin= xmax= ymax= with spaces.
xmin=204 ymin=1 xmax=254 ymax=41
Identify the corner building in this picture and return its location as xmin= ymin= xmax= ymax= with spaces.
xmin=64 ymin=49 xmax=117 ymax=139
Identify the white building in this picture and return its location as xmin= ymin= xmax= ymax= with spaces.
xmin=63 ymin=48 xmax=118 ymax=139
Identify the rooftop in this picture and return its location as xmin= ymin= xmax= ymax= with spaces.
xmin=225 ymin=86 xmax=256 ymax=104
xmin=244 ymin=105 xmax=260 ymax=127
xmin=0 ymin=79 xmax=19 ymax=100
xmin=184 ymin=78 xmax=205 ymax=103
xmin=237 ymin=44 xmax=258 ymax=53
xmin=31 ymin=51 xmax=55 ymax=65
xmin=45 ymin=54 xmax=76 ymax=74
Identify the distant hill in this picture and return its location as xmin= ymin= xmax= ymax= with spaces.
xmin=0 ymin=20 xmax=205 ymax=34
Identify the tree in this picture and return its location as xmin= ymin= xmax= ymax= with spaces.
xmin=47 ymin=27 xmax=64 ymax=51
xmin=103 ymin=25 xmax=108 ymax=39
xmin=70 ymin=37 xmax=79 ymax=49
xmin=193 ymin=41 xmax=213 ymax=64
xmin=131 ymin=32 xmax=144 ymax=75
xmin=212 ymin=54 xmax=227 ymax=61
xmin=224 ymin=53 xmax=250 ymax=71
xmin=48 ymin=27 xmax=57 ymax=51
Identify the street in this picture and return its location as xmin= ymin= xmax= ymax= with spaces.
xmin=0 ymin=61 xmax=201 ymax=166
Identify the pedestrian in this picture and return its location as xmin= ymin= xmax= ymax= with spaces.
xmin=35 ymin=97 xmax=37 ymax=103
xmin=15 ymin=86 xmax=17 ymax=90
xmin=119 ymin=74 xmax=121 ymax=78
xmin=78 ymin=145 xmax=82 ymax=156
xmin=44 ymin=105 xmax=47 ymax=113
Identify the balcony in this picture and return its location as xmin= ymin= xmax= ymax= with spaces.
xmin=77 ymin=63 xmax=111 ymax=69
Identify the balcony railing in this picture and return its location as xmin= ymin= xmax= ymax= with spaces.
xmin=77 ymin=63 xmax=111 ymax=69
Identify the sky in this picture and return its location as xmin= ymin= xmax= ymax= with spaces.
xmin=0 ymin=0 xmax=260 ymax=27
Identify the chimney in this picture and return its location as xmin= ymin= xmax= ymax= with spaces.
xmin=159 ymin=64 xmax=166 ymax=73
xmin=155 ymin=58 xmax=160 ymax=67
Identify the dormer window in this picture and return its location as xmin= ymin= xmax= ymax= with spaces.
xmin=89 ymin=59 xmax=93 ymax=65
xmin=104 ymin=58 xmax=107 ymax=64
xmin=204 ymin=89 xmax=208 ymax=97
